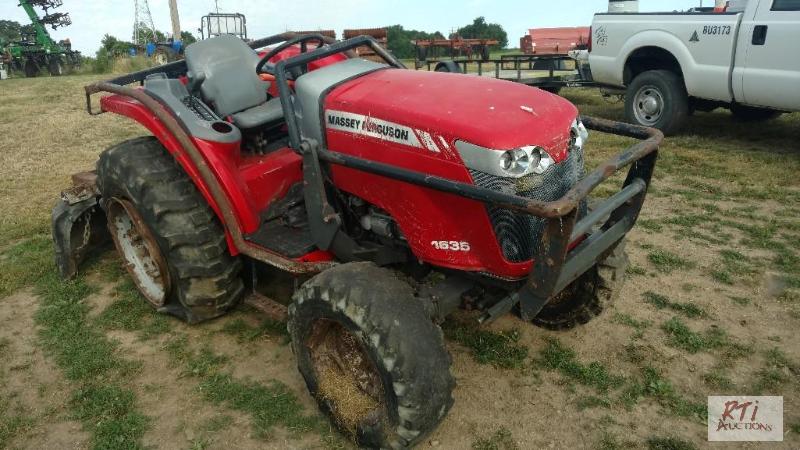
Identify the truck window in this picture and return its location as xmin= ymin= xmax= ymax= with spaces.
xmin=772 ymin=0 xmax=800 ymax=10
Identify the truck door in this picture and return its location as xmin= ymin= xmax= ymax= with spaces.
xmin=734 ymin=0 xmax=800 ymax=110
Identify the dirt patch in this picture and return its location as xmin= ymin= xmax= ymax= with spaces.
xmin=0 ymin=290 xmax=87 ymax=449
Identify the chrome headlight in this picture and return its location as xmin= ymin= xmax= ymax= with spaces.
xmin=456 ymin=142 xmax=554 ymax=178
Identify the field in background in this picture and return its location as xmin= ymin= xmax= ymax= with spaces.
xmin=0 ymin=74 xmax=799 ymax=449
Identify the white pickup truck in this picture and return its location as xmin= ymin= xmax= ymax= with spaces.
xmin=589 ymin=0 xmax=800 ymax=134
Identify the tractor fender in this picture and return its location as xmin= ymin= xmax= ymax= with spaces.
xmin=97 ymin=94 xmax=260 ymax=255
xmin=52 ymin=175 xmax=111 ymax=279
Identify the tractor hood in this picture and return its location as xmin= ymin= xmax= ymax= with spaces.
xmin=323 ymin=68 xmax=579 ymax=160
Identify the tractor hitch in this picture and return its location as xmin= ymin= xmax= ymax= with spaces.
xmin=51 ymin=171 xmax=110 ymax=279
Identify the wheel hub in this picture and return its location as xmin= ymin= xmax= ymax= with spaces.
xmin=633 ymin=86 xmax=664 ymax=126
xmin=106 ymin=198 xmax=171 ymax=307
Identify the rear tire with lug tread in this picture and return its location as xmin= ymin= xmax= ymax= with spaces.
xmin=97 ymin=136 xmax=244 ymax=323
xmin=288 ymin=262 xmax=454 ymax=449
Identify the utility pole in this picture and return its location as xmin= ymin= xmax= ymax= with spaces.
xmin=168 ymin=0 xmax=181 ymax=41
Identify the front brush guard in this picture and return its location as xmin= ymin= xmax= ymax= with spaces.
xmin=310 ymin=117 xmax=662 ymax=323
xmin=52 ymin=172 xmax=110 ymax=279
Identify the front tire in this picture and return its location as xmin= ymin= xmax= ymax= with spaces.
xmin=97 ymin=136 xmax=244 ymax=323
xmin=530 ymin=240 xmax=628 ymax=331
xmin=625 ymin=70 xmax=688 ymax=135
xmin=288 ymin=262 xmax=454 ymax=449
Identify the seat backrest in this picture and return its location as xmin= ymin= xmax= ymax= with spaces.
xmin=184 ymin=35 xmax=267 ymax=117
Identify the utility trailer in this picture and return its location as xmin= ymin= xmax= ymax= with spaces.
xmin=412 ymin=37 xmax=498 ymax=63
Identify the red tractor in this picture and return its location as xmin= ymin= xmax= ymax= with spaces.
xmin=52 ymin=32 xmax=661 ymax=448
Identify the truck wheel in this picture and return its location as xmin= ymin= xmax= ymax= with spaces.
xmin=730 ymin=104 xmax=782 ymax=122
xmin=531 ymin=239 xmax=628 ymax=331
xmin=625 ymin=70 xmax=688 ymax=135
xmin=288 ymin=262 xmax=454 ymax=449
xmin=24 ymin=59 xmax=38 ymax=78
xmin=97 ymin=136 xmax=244 ymax=323
xmin=434 ymin=60 xmax=462 ymax=73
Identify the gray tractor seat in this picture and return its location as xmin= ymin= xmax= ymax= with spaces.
xmin=184 ymin=35 xmax=283 ymax=129
xmin=231 ymin=98 xmax=284 ymax=129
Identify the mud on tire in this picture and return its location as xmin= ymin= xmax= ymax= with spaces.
xmin=288 ymin=262 xmax=454 ymax=449
xmin=97 ymin=136 xmax=244 ymax=323
xmin=531 ymin=239 xmax=629 ymax=331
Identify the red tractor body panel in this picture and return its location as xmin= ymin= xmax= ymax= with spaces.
xmin=321 ymin=70 xmax=578 ymax=278
xmin=100 ymin=94 xmax=333 ymax=263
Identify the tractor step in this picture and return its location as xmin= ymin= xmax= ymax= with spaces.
xmin=245 ymin=219 xmax=317 ymax=258
xmin=243 ymin=292 xmax=288 ymax=322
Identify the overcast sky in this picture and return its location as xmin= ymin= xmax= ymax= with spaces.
xmin=1 ymin=0 xmax=707 ymax=54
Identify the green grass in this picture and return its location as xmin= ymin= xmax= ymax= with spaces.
xmin=660 ymin=317 xmax=727 ymax=354
xmin=220 ymin=317 xmax=288 ymax=343
xmin=642 ymin=292 xmax=708 ymax=319
xmin=472 ymin=427 xmax=519 ymax=450
xmin=752 ymin=347 xmax=795 ymax=394
xmin=0 ymin=397 xmax=33 ymax=448
xmin=596 ymin=430 xmax=636 ymax=450
xmin=626 ymin=265 xmax=647 ymax=276
xmin=444 ymin=322 xmax=528 ymax=369
xmin=70 ymin=385 xmax=148 ymax=450
xmin=646 ymin=436 xmax=698 ymax=450
xmin=33 ymin=269 xmax=148 ymax=449
xmin=0 ymin=235 xmax=52 ymax=298
xmin=729 ymin=296 xmax=751 ymax=306
xmin=163 ymin=336 xmax=333 ymax=442
xmin=199 ymin=373 xmax=317 ymax=439
xmin=576 ymin=395 xmax=612 ymax=410
xmin=710 ymin=269 xmax=734 ymax=285
xmin=614 ymin=365 xmax=706 ymax=419
xmin=612 ymin=313 xmax=652 ymax=330
xmin=647 ymin=250 xmax=694 ymax=274
xmin=611 ymin=313 xmax=651 ymax=339
xmin=637 ymin=219 xmax=664 ymax=232
xmin=702 ymin=368 xmax=734 ymax=391
xmin=94 ymin=278 xmax=172 ymax=340
xmin=537 ymin=337 xmax=624 ymax=393
xmin=711 ymin=249 xmax=759 ymax=285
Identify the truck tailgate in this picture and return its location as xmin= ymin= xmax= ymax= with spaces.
xmin=590 ymin=13 xmax=742 ymax=102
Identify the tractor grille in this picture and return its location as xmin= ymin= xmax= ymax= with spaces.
xmin=470 ymin=145 xmax=586 ymax=262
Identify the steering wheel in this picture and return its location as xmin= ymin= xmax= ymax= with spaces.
xmin=255 ymin=34 xmax=328 ymax=76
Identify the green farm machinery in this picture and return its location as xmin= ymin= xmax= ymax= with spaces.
xmin=2 ymin=0 xmax=81 ymax=77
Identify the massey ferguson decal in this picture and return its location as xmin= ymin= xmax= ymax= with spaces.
xmin=326 ymin=110 xmax=441 ymax=152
